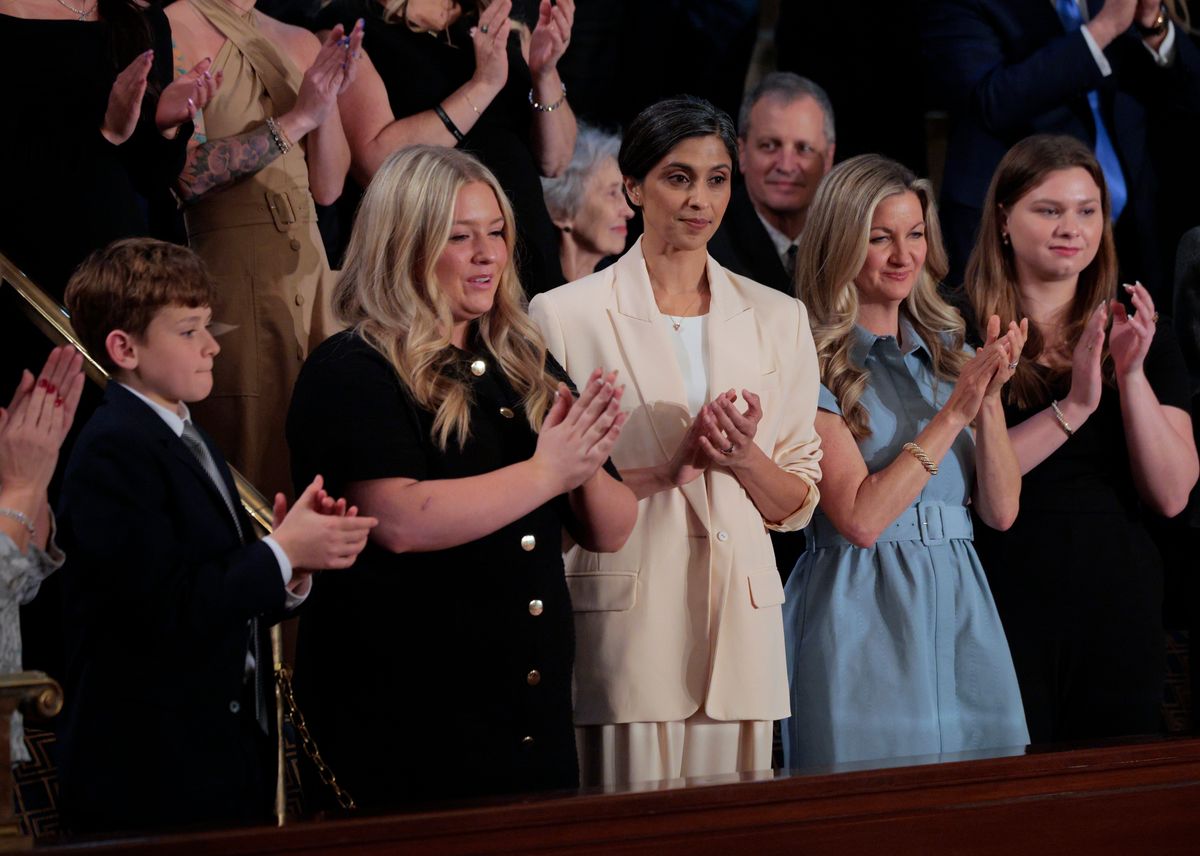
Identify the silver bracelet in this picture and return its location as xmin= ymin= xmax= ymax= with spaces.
xmin=265 ymin=116 xmax=292 ymax=155
xmin=0 ymin=506 xmax=36 ymax=539
xmin=529 ymin=82 xmax=567 ymax=112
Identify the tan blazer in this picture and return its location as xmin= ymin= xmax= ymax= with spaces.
xmin=529 ymin=240 xmax=822 ymax=725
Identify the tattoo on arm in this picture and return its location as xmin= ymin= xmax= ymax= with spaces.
xmin=177 ymin=123 xmax=281 ymax=203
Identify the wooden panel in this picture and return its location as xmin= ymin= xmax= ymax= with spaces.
xmin=41 ymin=737 xmax=1200 ymax=855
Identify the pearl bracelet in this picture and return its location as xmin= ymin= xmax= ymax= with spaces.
xmin=1050 ymin=399 xmax=1075 ymax=437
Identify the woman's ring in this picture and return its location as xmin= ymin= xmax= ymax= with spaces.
xmin=722 ymin=445 xmax=735 ymax=455
xmin=1008 ymin=361 xmax=1018 ymax=370
xmin=480 ymin=23 xmax=489 ymax=34
xmin=1152 ymin=311 xmax=1159 ymax=324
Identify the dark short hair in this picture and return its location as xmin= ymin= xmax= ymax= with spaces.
xmin=65 ymin=238 xmax=214 ymax=371
xmin=619 ymin=96 xmax=738 ymax=182
xmin=737 ymin=72 xmax=836 ymax=145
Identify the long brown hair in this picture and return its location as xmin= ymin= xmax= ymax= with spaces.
xmin=796 ymin=154 xmax=968 ymax=440
xmin=334 ymin=145 xmax=558 ymax=450
xmin=965 ymin=134 xmax=1118 ymax=409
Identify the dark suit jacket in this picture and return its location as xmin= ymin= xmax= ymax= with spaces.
xmin=923 ymin=0 xmax=1200 ymax=299
xmin=709 ymin=182 xmax=795 ymax=296
xmin=55 ymin=383 xmax=287 ymax=834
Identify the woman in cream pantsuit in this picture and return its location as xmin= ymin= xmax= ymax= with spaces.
xmin=529 ymin=97 xmax=822 ymax=787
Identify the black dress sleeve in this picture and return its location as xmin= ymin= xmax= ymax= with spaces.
xmin=1144 ymin=323 xmax=1193 ymax=413
xmin=287 ymin=333 xmax=432 ymax=494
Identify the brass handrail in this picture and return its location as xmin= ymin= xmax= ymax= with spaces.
xmin=0 ymin=251 xmax=274 ymax=533
xmin=0 ymin=671 xmax=64 ymax=720
xmin=0 ymin=249 xmax=288 ymax=827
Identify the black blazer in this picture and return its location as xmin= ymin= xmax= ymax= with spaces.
xmin=55 ymin=383 xmax=288 ymax=834
xmin=923 ymin=0 xmax=1200 ymax=297
xmin=708 ymin=182 xmax=794 ymax=296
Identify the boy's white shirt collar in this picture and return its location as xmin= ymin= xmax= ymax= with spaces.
xmin=118 ymin=382 xmax=190 ymax=436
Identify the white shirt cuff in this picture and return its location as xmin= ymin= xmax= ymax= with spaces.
xmin=1141 ymin=21 xmax=1176 ymax=66
xmin=263 ymin=535 xmax=311 ymax=608
xmin=262 ymin=535 xmax=293 ymax=585
xmin=1081 ymin=25 xmax=1114 ymax=76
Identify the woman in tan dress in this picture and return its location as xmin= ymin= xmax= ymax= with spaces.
xmin=167 ymin=0 xmax=362 ymax=497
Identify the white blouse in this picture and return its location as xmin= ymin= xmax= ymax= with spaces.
xmin=661 ymin=313 xmax=709 ymax=414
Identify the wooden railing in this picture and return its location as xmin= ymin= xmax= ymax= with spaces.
xmin=27 ymin=736 xmax=1200 ymax=855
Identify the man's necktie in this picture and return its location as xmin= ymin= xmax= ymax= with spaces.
xmin=181 ymin=420 xmax=269 ymax=733
xmin=181 ymin=419 xmax=243 ymax=541
xmin=786 ymin=243 xmax=799 ymax=280
xmin=1056 ymin=0 xmax=1129 ymax=221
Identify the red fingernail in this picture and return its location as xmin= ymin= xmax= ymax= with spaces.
xmin=37 ymin=378 xmax=48 ymax=389
xmin=45 ymin=382 xmax=56 ymax=394
xmin=55 ymin=397 xmax=64 ymax=407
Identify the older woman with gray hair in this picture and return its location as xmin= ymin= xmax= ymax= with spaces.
xmin=542 ymin=124 xmax=634 ymax=282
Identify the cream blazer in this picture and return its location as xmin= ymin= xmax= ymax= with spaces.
xmin=529 ymin=240 xmax=822 ymax=725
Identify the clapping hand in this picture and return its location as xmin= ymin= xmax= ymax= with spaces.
xmin=156 ymin=57 xmax=223 ymax=138
xmin=528 ymin=0 xmax=573 ymax=82
xmin=271 ymin=474 xmax=378 ymax=572
xmin=101 ymin=50 xmax=154 ymax=145
xmin=1063 ymin=300 xmax=1109 ymax=417
xmin=942 ymin=336 xmax=1007 ymax=427
xmin=0 ymin=345 xmax=85 ymax=499
xmin=534 ymin=368 xmax=627 ymax=494
xmin=470 ymin=0 xmax=512 ymax=93
xmin=981 ymin=314 xmax=1029 ymax=401
xmin=283 ymin=21 xmax=365 ymax=139
xmin=695 ymin=389 xmax=764 ymax=468
xmin=1108 ymin=282 xmax=1157 ymax=379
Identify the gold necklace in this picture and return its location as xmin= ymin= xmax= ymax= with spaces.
xmin=663 ymin=292 xmax=702 ymax=332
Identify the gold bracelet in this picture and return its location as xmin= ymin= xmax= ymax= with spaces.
xmin=463 ymin=91 xmax=481 ymax=115
xmin=1050 ymin=399 xmax=1074 ymax=437
xmin=902 ymin=441 xmax=938 ymax=476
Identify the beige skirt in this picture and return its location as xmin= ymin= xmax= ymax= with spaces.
xmin=576 ymin=710 xmax=773 ymax=788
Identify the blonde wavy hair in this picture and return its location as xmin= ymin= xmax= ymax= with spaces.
xmin=334 ymin=145 xmax=559 ymax=450
xmin=965 ymin=134 xmax=1117 ymax=410
xmin=795 ymin=154 xmax=968 ymax=440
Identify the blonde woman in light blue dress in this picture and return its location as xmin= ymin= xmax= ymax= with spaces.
xmin=782 ymin=155 xmax=1030 ymax=767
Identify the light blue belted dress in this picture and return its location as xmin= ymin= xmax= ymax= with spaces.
xmin=781 ymin=321 xmax=1028 ymax=768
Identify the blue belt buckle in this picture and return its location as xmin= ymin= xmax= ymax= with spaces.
xmin=919 ymin=502 xmax=945 ymax=546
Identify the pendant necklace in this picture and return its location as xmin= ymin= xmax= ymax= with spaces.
xmin=55 ymin=0 xmax=96 ymax=19
xmin=664 ymin=292 xmax=702 ymax=332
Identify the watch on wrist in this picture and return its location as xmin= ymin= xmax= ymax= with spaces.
xmin=1136 ymin=3 xmax=1168 ymax=37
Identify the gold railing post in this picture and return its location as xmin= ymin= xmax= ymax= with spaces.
xmin=0 ymin=672 xmax=63 ymax=851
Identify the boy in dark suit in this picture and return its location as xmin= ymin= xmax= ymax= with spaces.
xmin=54 ymin=238 xmax=376 ymax=835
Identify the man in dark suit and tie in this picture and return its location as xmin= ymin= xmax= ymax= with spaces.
xmin=924 ymin=0 xmax=1200 ymax=302
xmin=709 ymin=73 xmax=837 ymax=296
xmin=54 ymin=239 xmax=376 ymax=834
